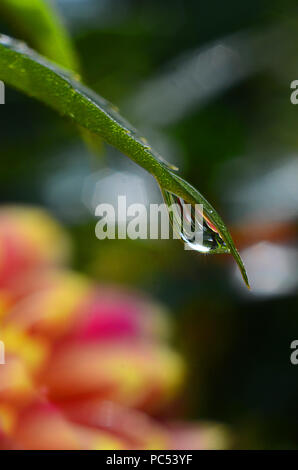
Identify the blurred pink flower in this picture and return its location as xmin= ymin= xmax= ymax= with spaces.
xmin=0 ymin=206 xmax=229 ymax=450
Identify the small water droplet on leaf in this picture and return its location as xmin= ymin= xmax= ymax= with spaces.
xmin=161 ymin=189 xmax=230 ymax=254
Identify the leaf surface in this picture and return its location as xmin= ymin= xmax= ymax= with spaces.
xmin=0 ymin=34 xmax=249 ymax=287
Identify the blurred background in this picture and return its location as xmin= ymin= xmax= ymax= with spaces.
xmin=0 ymin=0 xmax=298 ymax=449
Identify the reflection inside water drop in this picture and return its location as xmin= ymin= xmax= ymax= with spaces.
xmin=161 ymin=189 xmax=229 ymax=254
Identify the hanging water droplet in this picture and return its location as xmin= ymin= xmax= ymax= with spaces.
xmin=161 ymin=189 xmax=230 ymax=254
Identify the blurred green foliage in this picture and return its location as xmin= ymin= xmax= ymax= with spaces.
xmin=0 ymin=0 xmax=298 ymax=449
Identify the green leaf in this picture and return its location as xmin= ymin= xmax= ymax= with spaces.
xmin=0 ymin=0 xmax=105 ymax=157
xmin=0 ymin=34 xmax=249 ymax=288
xmin=0 ymin=0 xmax=78 ymax=70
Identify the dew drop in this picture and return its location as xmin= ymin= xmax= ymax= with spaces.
xmin=110 ymin=104 xmax=119 ymax=113
xmin=161 ymin=189 xmax=229 ymax=254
